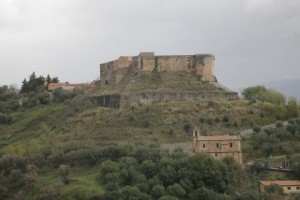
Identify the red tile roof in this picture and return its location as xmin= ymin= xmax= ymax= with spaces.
xmin=260 ymin=180 xmax=300 ymax=186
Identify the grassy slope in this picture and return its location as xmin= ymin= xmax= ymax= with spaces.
xmin=0 ymin=98 xmax=295 ymax=198
xmin=0 ymin=103 xmax=65 ymax=154
xmin=94 ymin=71 xmax=225 ymax=95
xmin=0 ymin=99 xmax=280 ymax=155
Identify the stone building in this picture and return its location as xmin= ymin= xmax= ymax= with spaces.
xmin=93 ymin=52 xmax=239 ymax=108
xmin=48 ymin=83 xmax=89 ymax=91
xmin=192 ymin=128 xmax=242 ymax=164
xmin=100 ymin=52 xmax=216 ymax=87
xmin=260 ymin=180 xmax=300 ymax=194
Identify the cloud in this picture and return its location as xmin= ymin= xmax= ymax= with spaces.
xmin=0 ymin=0 xmax=299 ymax=91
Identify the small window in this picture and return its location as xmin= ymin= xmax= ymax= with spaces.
xmin=203 ymin=144 xmax=205 ymax=148
xmin=215 ymin=153 xmax=218 ymax=157
xmin=297 ymin=187 xmax=300 ymax=190
xmin=287 ymin=187 xmax=291 ymax=190
xmin=230 ymin=143 xmax=233 ymax=148
xmin=216 ymin=143 xmax=219 ymax=148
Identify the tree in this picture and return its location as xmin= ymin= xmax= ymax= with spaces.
xmin=121 ymin=186 xmax=141 ymax=200
xmin=287 ymin=98 xmax=299 ymax=118
xmin=21 ymin=79 xmax=28 ymax=94
xmin=140 ymin=160 xmax=157 ymax=178
xmin=242 ymin=86 xmax=286 ymax=105
xmin=167 ymin=183 xmax=186 ymax=197
xmin=150 ymin=185 xmax=165 ymax=199
xmin=264 ymin=184 xmax=284 ymax=195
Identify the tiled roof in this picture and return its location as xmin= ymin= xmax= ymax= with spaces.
xmin=260 ymin=180 xmax=300 ymax=186
xmin=197 ymin=135 xmax=240 ymax=141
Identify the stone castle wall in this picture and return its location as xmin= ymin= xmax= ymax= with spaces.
xmin=128 ymin=91 xmax=238 ymax=107
xmin=100 ymin=52 xmax=215 ymax=87
xmin=95 ymin=52 xmax=238 ymax=108
xmin=92 ymin=91 xmax=239 ymax=108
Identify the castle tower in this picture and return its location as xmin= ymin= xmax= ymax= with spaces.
xmin=194 ymin=54 xmax=215 ymax=82
xmin=138 ymin=52 xmax=155 ymax=71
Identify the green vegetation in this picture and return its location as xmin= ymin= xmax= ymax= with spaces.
xmin=244 ymin=118 xmax=300 ymax=160
xmin=0 ymin=145 xmax=243 ymax=199
xmin=242 ymin=85 xmax=286 ymax=105
xmin=1 ymin=79 xmax=300 ymax=199
xmin=95 ymin=71 xmax=224 ymax=95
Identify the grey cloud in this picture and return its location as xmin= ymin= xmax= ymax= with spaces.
xmin=0 ymin=0 xmax=299 ymax=91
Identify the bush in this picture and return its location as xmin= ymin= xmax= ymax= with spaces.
xmin=222 ymin=115 xmax=230 ymax=123
xmin=265 ymin=184 xmax=284 ymax=195
xmin=58 ymin=164 xmax=70 ymax=185
xmin=0 ymin=114 xmax=12 ymax=124
xmin=167 ymin=183 xmax=186 ymax=197
xmin=183 ymin=122 xmax=192 ymax=133
xmin=150 ymin=185 xmax=165 ymax=199
xmin=142 ymin=120 xmax=150 ymax=128
xmin=275 ymin=121 xmax=283 ymax=128
xmin=252 ymin=125 xmax=261 ymax=134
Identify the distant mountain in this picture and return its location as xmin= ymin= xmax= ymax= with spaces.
xmin=263 ymin=79 xmax=300 ymax=100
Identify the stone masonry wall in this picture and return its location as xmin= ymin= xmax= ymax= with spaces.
xmin=119 ymin=91 xmax=239 ymax=108
xmin=100 ymin=52 xmax=216 ymax=86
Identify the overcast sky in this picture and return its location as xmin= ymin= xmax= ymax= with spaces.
xmin=0 ymin=0 xmax=299 ymax=91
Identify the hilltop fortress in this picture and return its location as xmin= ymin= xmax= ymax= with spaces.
xmin=93 ymin=52 xmax=238 ymax=108
xmin=100 ymin=52 xmax=216 ymax=86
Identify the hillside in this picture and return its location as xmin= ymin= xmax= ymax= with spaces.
xmin=1 ymin=93 xmax=300 ymax=199
xmin=0 ymin=98 xmax=286 ymax=156
xmin=94 ymin=71 xmax=232 ymax=95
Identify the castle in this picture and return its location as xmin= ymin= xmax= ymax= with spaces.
xmin=100 ymin=52 xmax=216 ymax=87
xmin=93 ymin=52 xmax=239 ymax=108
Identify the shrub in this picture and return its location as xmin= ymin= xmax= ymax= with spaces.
xmin=265 ymin=184 xmax=284 ymax=195
xmin=151 ymin=185 xmax=165 ymax=199
xmin=275 ymin=121 xmax=283 ymax=128
xmin=183 ymin=122 xmax=192 ymax=133
xmin=167 ymin=183 xmax=186 ymax=197
xmin=222 ymin=115 xmax=230 ymax=123
xmin=252 ymin=125 xmax=261 ymax=134
xmin=0 ymin=114 xmax=12 ymax=124
xmin=58 ymin=164 xmax=70 ymax=185
xmin=142 ymin=120 xmax=150 ymax=128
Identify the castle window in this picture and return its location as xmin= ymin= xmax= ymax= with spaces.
xmin=203 ymin=144 xmax=205 ymax=148
xmin=297 ymin=187 xmax=300 ymax=190
xmin=230 ymin=143 xmax=233 ymax=148
xmin=288 ymin=187 xmax=291 ymax=190
xmin=216 ymin=143 xmax=219 ymax=148
xmin=105 ymin=80 xmax=109 ymax=85
xmin=215 ymin=153 xmax=218 ymax=157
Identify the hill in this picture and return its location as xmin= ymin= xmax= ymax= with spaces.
xmin=0 ymin=98 xmax=287 ymax=156
xmin=1 ymin=81 xmax=300 ymax=199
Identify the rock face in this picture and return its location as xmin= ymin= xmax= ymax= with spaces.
xmin=93 ymin=52 xmax=239 ymax=108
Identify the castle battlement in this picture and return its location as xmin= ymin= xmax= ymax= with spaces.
xmin=100 ymin=52 xmax=215 ymax=87
xmin=94 ymin=52 xmax=239 ymax=108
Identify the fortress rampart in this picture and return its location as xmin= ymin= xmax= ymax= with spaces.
xmin=100 ymin=52 xmax=215 ymax=87
xmin=94 ymin=52 xmax=239 ymax=108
